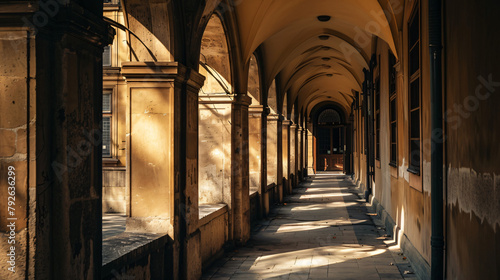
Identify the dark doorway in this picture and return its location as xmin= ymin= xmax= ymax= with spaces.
xmin=315 ymin=109 xmax=345 ymax=171
xmin=316 ymin=126 xmax=345 ymax=171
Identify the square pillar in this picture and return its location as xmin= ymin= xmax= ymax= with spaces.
xmin=267 ymin=114 xmax=283 ymax=203
xmin=121 ymin=62 xmax=205 ymax=280
xmin=290 ymin=124 xmax=298 ymax=189
xmin=307 ymin=123 xmax=316 ymax=176
xmin=232 ymin=94 xmax=252 ymax=244
xmin=0 ymin=2 xmax=112 ymax=279
xmin=298 ymin=127 xmax=305 ymax=180
xmin=282 ymin=120 xmax=291 ymax=195
xmin=249 ymin=105 xmax=265 ymax=219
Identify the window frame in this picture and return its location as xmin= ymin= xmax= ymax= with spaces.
xmin=374 ymin=76 xmax=380 ymax=161
xmin=407 ymin=2 xmax=422 ymax=175
xmin=102 ymin=89 xmax=114 ymax=158
xmin=389 ymin=52 xmax=398 ymax=167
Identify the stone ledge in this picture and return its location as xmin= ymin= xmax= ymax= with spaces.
xmin=102 ymin=232 xmax=170 ymax=268
xmin=249 ymin=191 xmax=258 ymax=199
xmin=199 ymin=204 xmax=228 ymax=227
xmin=265 ymin=183 xmax=277 ymax=192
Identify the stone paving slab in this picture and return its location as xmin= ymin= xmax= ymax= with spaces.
xmin=203 ymin=173 xmax=419 ymax=280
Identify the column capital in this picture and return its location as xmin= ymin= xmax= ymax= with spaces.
xmin=282 ymin=120 xmax=292 ymax=126
xmin=122 ymin=62 xmax=205 ymax=90
xmin=249 ymin=105 xmax=265 ymax=115
xmin=199 ymin=95 xmax=234 ymax=104
xmin=233 ymin=94 xmax=252 ymax=106
xmin=290 ymin=124 xmax=298 ymax=129
xmin=267 ymin=113 xmax=284 ymax=122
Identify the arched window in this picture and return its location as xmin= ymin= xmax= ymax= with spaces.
xmin=318 ymin=109 xmax=341 ymax=124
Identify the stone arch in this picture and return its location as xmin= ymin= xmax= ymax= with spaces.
xmin=121 ymin=0 xmax=176 ymax=61
xmin=199 ymin=13 xmax=232 ymax=95
xmin=248 ymin=53 xmax=262 ymax=104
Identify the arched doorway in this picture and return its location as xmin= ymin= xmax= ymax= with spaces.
xmin=315 ymin=108 xmax=345 ymax=171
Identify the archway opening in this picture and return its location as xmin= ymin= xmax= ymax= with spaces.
xmin=310 ymin=105 xmax=351 ymax=174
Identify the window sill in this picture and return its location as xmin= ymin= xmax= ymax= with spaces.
xmin=407 ymin=167 xmax=420 ymax=176
xmin=103 ymin=158 xmax=120 ymax=164
xmin=389 ymin=162 xmax=398 ymax=168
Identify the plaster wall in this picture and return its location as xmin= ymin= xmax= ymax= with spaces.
xmin=199 ymin=101 xmax=232 ymax=204
xmin=444 ymin=0 xmax=500 ymax=278
xmin=249 ymin=111 xmax=262 ymax=194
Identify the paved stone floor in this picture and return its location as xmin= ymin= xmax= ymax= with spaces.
xmin=203 ymin=172 xmax=419 ymax=280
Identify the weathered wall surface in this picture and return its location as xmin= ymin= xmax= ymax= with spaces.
xmin=353 ymin=1 xmax=434 ymax=273
xmin=445 ymin=0 xmax=500 ymax=278
xmin=199 ymin=208 xmax=229 ymax=267
xmin=199 ymin=102 xmax=232 ymax=204
xmin=103 ymin=169 xmax=126 ymax=213
xmin=0 ymin=29 xmax=34 ymax=280
xmin=249 ymin=110 xmax=262 ymax=193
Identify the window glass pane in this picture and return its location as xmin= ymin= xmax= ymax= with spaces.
xmin=332 ymin=128 xmax=340 ymax=153
xmin=409 ymin=10 xmax=419 ymax=47
xmin=389 ymin=53 xmax=397 ymax=95
xmin=103 ymin=45 xmax=111 ymax=67
xmin=410 ymin=140 xmax=420 ymax=169
xmin=102 ymin=117 xmax=111 ymax=157
xmin=410 ymin=79 xmax=420 ymax=110
xmin=317 ymin=128 xmax=331 ymax=154
xmin=391 ymin=123 xmax=397 ymax=143
xmin=103 ymin=92 xmax=112 ymax=113
xmin=410 ymin=110 xmax=420 ymax=139
xmin=390 ymin=98 xmax=397 ymax=122
xmin=409 ymin=43 xmax=419 ymax=75
xmin=318 ymin=109 xmax=341 ymax=124
xmin=391 ymin=144 xmax=397 ymax=163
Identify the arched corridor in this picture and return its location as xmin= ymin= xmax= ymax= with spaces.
xmin=0 ymin=0 xmax=499 ymax=279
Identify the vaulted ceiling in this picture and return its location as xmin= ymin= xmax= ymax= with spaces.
xmin=232 ymin=0 xmax=403 ymax=118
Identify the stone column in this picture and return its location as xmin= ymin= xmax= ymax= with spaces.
xmin=282 ymin=120 xmax=291 ymax=195
xmin=0 ymin=2 xmax=112 ymax=279
xmin=298 ymin=127 xmax=304 ymax=180
xmin=249 ymin=105 xmax=265 ymax=219
xmin=121 ymin=62 xmax=205 ymax=280
xmin=232 ymin=94 xmax=252 ymax=244
xmin=290 ymin=124 xmax=298 ymax=189
xmin=307 ymin=122 xmax=315 ymax=176
xmin=266 ymin=113 xmax=283 ymax=204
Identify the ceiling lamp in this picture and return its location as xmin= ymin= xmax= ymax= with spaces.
xmin=322 ymin=57 xmax=331 ymax=61
xmin=319 ymin=35 xmax=330 ymax=41
xmin=326 ymin=74 xmax=333 ymax=77
xmin=317 ymin=15 xmax=331 ymax=22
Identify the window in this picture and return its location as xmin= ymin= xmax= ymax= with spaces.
xmin=103 ymin=45 xmax=111 ymax=67
xmin=389 ymin=52 xmax=397 ymax=166
xmin=360 ymin=95 xmax=365 ymax=155
xmin=374 ymin=77 xmax=380 ymax=160
xmin=318 ymin=109 xmax=341 ymax=124
xmin=102 ymin=91 xmax=112 ymax=157
xmin=408 ymin=5 xmax=421 ymax=173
